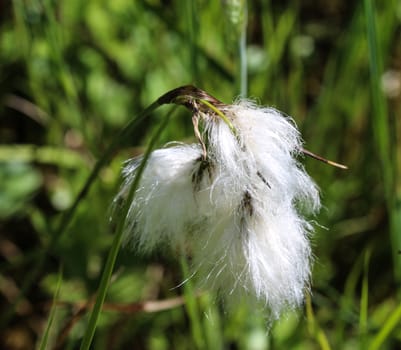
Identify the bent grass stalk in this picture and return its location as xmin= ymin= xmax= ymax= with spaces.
xmin=2 ymin=87 xmax=205 ymax=327
xmin=24 ymin=84 xmax=345 ymax=345
xmin=79 ymin=108 xmax=175 ymax=350
xmin=3 ymin=85 xmax=245 ymax=329
xmin=0 ymin=100 xmax=162 ymax=327
xmin=54 ymin=100 xmax=162 ymax=241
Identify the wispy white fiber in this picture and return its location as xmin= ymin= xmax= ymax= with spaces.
xmin=115 ymin=100 xmax=320 ymax=319
xmin=115 ymin=143 xmax=206 ymax=252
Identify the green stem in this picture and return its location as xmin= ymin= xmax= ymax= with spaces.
xmin=180 ymin=256 xmax=206 ymax=349
xmin=363 ymin=0 xmax=400 ymax=281
xmin=79 ymin=108 xmax=174 ymax=350
xmin=238 ymin=1 xmax=248 ymax=97
xmin=363 ymin=0 xmax=392 ymax=194
xmin=198 ymin=98 xmax=237 ymax=136
xmin=0 ymin=85 xmax=226 ymax=328
xmin=39 ymin=266 xmax=63 ymax=350
xmin=187 ymin=0 xmax=199 ymax=84
xmin=359 ymin=248 xmax=371 ymax=350
xmin=368 ymin=301 xmax=401 ymax=350
xmin=305 ymin=294 xmax=332 ymax=350
xmin=54 ymin=100 xmax=160 ymax=241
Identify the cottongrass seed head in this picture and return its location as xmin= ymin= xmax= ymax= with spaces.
xmin=114 ymin=96 xmax=321 ymax=320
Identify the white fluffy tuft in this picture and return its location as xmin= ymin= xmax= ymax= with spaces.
xmin=115 ymin=143 xmax=205 ymax=252
xmin=115 ymin=101 xmax=321 ymax=318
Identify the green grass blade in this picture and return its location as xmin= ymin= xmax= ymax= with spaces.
xmin=368 ymin=302 xmax=401 ymax=350
xmin=180 ymin=256 xmax=206 ymax=350
xmin=363 ymin=0 xmax=391 ymax=174
xmin=238 ymin=1 xmax=247 ymax=98
xmin=364 ymin=0 xmax=400 ymax=281
xmin=42 ymin=0 xmax=86 ymax=137
xmin=187 ymin=0 xmax=199 ymax=84
xmin=53 ymin=100 xmax=161 ymax=242
xmin=306 ymin=294 xmax=332 ymax=350
xmin=79 ymin=107 xmax=174 ymax=350
xmin=359 ymin=249 xmax=371 ymax=349
xmin=222 ymin=0 xmax=248 ymax=97
xmin=38 ymin=267 xmax=63 ymax=350
xmin=201 ymin=294 xmax=223 ymax=350
xmin=12 ymin=0 xmax=30 ymax=58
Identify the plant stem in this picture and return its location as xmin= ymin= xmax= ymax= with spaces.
xmin=239 ymin=0 xmax=248 ymax=97
xmin=187 ymin=0 xmax=199 ymax=84
xmin=363 ymin=0 xmax=401 ymax=281
xmin=79 ymin=108 xmax=174 ymax=350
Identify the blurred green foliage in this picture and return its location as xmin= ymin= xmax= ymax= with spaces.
xmin=0 ymin=0 xmax=401 ymax=349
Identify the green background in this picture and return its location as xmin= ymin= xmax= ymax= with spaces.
xmin=0 ymin=0 xmax=400 ymax=349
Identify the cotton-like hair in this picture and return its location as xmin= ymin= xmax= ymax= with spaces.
xmin=114 ymin=100 xmax=320 ymax=318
